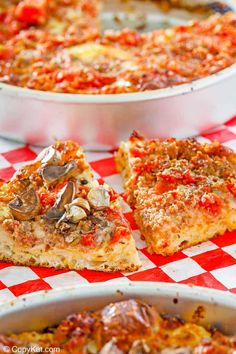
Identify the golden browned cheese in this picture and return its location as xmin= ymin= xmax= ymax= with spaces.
xmin=0 ymin=300 xmax=235 ymax=353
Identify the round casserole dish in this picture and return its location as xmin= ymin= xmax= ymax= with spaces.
xmin=0 ymin=283 xmax=236 ymax=335
xmin=0 ymin=0 xmax=236 ymax=147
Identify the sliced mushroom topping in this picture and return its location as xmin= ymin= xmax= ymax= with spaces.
xmin=57 ymin=181 xmax=75 ymax=210
xmin=87 ymin=186 xmax=110 ymax=210
xmin=64 ymin=205 xmax=87 ymax=223
xmin=36 ymin=146 xmax=61 ymax=166
xmin=8 ymin=188 xmax=40 ymax=221
xmin=44 ymin=181 xmax=75 ymax=221
xmin=95 ymin=221 xmax=116 ymax=244
xmin=56 ymin=221 xmax=72 ymax=235
xmin=44 ymin=207 xmax=65 ymax=221
xmin=102 ymin=300 xmax=160 ymax=341
xmin=99 ymin=339 xmax=123 ymax=354
xmin=40 ymin=160 xmax=77 ymax=184
xmin=19 ymin=178 xmax=31 ymax=188
xmin=71 ymin=197 xmax=90 ymax=213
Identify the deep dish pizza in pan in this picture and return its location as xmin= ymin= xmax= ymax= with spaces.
xmin=0 ymin=136 xmax=235 ymax=272
xmin=0 ymin=299 xmax=236 ymax=353
xmin=0 ymin=0 xmax=236 ymax=94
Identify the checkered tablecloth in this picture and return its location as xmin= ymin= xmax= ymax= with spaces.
xmin=0 ymin=117 xmax=236 ymax=303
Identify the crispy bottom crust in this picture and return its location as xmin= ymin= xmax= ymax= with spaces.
xmin=116 ymin=143 xmax=136 ymax=207
xmin=0 ymin=226 xmax=141 ymax=272
xmin=136 ymin=206 xmax=236 ymax=255
xmin=116 ymin=142 xmax=132 ymax=183
xmin=0 ymin=254 xmax=140 ymax=273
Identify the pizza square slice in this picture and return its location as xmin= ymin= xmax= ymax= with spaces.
xmin=116 ymin=132 xmax=236 ymax=256
xmin=0 ymin=140 xmax=141 ymax=272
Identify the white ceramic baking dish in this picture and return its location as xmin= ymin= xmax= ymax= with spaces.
xmin=0 ymin=0 xmax=236 ymax=148
xmin=0 ymin=282 xmax=236 ymax=335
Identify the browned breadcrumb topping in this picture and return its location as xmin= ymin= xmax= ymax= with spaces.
xmin=125 ymin=132 xmax=236 ymax=216
xmin=116 ymin=132 xmax=236 ymax=255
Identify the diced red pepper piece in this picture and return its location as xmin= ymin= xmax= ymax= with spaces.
xmin=198 ymin=193 xmax=222 ymax=214
xmin=80 ymin=233 xmax=95 ymax=247
xmin=108 ymin=189 xmax=118 ymax=202
xmin=0 ymin=46 xmax=14 ymax=60
xmin=130 ymin=146 xmax=147 ymax=158
xmin=160 ymin=169 xmax=199 ymax=185
xmin=81 ymin=1 xmax=97 ymax=17
xmin=15 ymin=0 xmax=47 ymax=25
xmin=227 ymin=182 xmax=236 ymax=198
xmin=39 ymin=192 xmax=55 ymax=208
xmin=0 ymin=31 xmax=7 ymax=42
xmin=106 ymin=29 xmax=143 ymax=46
xmin=111 ymin=228 xmax=129 ymax=244
xmin=155 ymin=180 xmax=176 ymax=195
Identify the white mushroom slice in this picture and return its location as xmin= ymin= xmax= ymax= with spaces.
xmin=44 ymin=181 xmax=75 ymax=221
xmin=95 ymin=221 xmax=115 ymax=244
xmin=8 ymin=188 xmax=41 ymax=221
xmin=64 ymin=205 xmax=87 ymax=223
xmin=87 ymin=186 xmax=110 ymax=210
xmin=45 ymin=207 xmax=65 ymax=221
xmin=36 ymin=146 xmax=61 ymax=165
xmin=101 ymin=300 xmax=160 ymax=338
xmin=57 ymin=181 xmax=75 ymax=209
xmin=71 ymin=197 xmax=90 ymax=213
xmin=40 ymin=160 xmax=77 ymax=184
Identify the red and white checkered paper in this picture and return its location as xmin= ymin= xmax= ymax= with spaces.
xmin=0 ymin=117 xmax=236 ymax=303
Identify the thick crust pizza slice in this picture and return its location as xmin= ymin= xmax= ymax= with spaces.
xmin=116 ymin=132 xmax=236 ymax=255
xmin=0 ymin=299 xmax=235 ymax=353
xmin=0 ymin=141 xmax=141 ymax=272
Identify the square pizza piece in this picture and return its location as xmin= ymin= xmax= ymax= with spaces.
xmin=116 ymin=132 xmax=236 ymax=255
xmin=0 ymin=140 xmax=141 ymax=272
